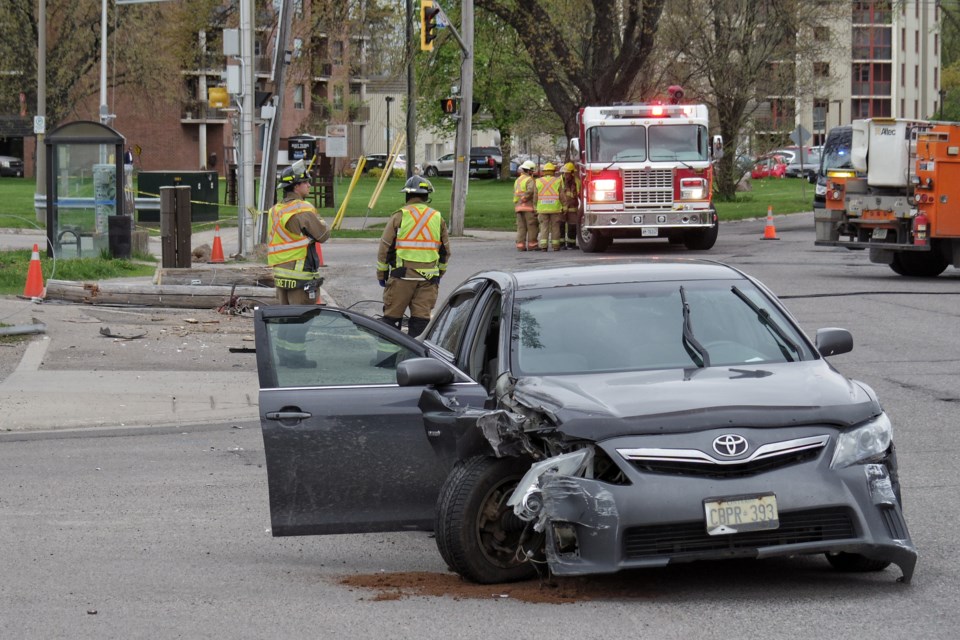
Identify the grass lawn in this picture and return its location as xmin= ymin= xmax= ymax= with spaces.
xmin=1 ymin=173 xmax=815 ymax=235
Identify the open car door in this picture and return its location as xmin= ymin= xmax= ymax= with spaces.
xmin=254 ymin=306 xmax=488 ymax=536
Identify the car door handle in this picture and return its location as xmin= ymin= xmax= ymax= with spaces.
xmin=265 ymin=411 xmax=312 ymax=421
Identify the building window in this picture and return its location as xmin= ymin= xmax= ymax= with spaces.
xmin=901 ymin=63 xmax=905 ymax=86
xmin=852 ymin=1 xmax=892 ymax=25
xmin=813 ymin=99 xmax=828 ymax=131
xmin=915 ymin=30 xmax=919 ymax=53
xmin=853 ymin=26 xmax=892 ymax=60
xmin=333 ymin=85 xmax=344 ymax=110
xmin=915 ymin=65 xmax=919 ymax=88
xmin=901 ymin=28 xmax=905 ymax=51
xmin=294 ymin=0 xmax=303 ymax=18
xmin=900 ymin=98 xmax=904 ymax=118
xmin=815 ymin=26 xmax=829 ymax=43
xmin=293 ymin=38 xmax=303 ymax=59
xmin=814 ymin=62 xmax=830 ymax=78
xmin=852 ymin=63 xmax=890 ymax=96
xmin=935 ymin=66 xmax=939 ymax=90
xmin=294 ymin=85 xmax=304 ymax=110
xmin=333 ymin=41 xmax=344 ymax=66
xmin=914 ymin=100 xmax=918 ymax=119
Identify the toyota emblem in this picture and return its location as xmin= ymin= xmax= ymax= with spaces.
xmin=712 ymin=434 xmax=748 ymax=457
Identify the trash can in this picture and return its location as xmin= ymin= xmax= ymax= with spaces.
xmin=108 ymin=215 xmax=133 ymax=259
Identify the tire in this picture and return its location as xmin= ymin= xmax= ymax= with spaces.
xmin=578 ymin=223 xmax=611 ymax=253
xmin=683 ymin=223 xmax=719 ymax=250
xmin=424 ymin=165 xmax=438 ymax=178
xmin=889 ymin=250 xmax=948 ymax=278
xmin=825 ymin=552 xmax=891 ymax=573
xmin=434 ymin=456 xmax=537 ymax=584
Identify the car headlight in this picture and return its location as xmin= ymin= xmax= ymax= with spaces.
xmin=0 ymin=161 xmax=9 ymax=168
xmin=831 ymin=412 xmax=892 ymax=469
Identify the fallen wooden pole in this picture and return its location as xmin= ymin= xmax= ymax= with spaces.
xmin=46 ymin=279 xmax=276 ymax=309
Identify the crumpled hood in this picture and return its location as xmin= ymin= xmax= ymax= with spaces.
xmin=510 ymin=361 xmax=880 ymax=441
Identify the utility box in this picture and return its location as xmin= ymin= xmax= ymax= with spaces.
xmin=137 ymin=171 xmax=219 ymax=224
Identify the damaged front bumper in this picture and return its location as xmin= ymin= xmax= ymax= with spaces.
xmin=508 ymin=443 xmax=917 ymax=583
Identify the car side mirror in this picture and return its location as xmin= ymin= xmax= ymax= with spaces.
xmin=397 ymin=357 xmax=456 ymax=386
xmin=815 ymin=328 xmax=853 ymax=356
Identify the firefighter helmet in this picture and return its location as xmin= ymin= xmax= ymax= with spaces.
xmin=278 ymin=160 xmax=311 ymax=190
xmin=520 ymin=160 xmax=536 ymax=172
xmin=543 ymin=162 xmax=557 ymax=173
xmin=400 ymin=175 xmax=434 ymax=197
xmin=561 ymin=162 xmax=576 ymax=173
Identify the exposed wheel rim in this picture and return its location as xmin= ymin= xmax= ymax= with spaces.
xmin=474 ymin=476 xmax=525 ymax=570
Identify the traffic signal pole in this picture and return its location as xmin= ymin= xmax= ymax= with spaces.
xmin=420 ymin=1 xmax=472 ymax=235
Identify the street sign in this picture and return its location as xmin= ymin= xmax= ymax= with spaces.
xmin=790 ymin=125 xmax=811 ymax=146
xmin=33 ymin=116 xmax=45 ymax=135
xmin=326 ymin=125 xmax=348 ymax=158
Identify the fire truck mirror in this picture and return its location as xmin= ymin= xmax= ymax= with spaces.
xmin=712 ymin=135 xmax=724 ymax=159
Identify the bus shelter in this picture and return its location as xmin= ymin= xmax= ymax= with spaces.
xmin=44 ymin=121 xmax=133 ymax=258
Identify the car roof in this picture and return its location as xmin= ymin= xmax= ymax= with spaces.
xmin=475 ymin=259 xmax=748 ymax=291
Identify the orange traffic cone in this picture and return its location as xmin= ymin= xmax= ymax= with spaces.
xmin=22 ymin=243 xmax=45 ymax=299
xmin=761 ymin=206 xmax=779 ymax=240
xmin=210 ymin=225 xmax=225 ymax=263
xmin=315 ymin=241 xmax=326 ymax=268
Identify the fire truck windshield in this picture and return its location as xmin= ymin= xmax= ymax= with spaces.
xmin=586 ymin=124 xmax=708 ymax=163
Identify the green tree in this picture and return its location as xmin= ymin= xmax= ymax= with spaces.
xmin=659 ymin=0 xmax=842 ymax=200
xmin=0 ymin=0 xmax=189 ymax=129
xmin=417 ymin=9 xmax=564 ymax=177
xmin=473 ymin=0 xmax=667 ymax=137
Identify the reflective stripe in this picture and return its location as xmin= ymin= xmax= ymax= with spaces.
xmin=268 ymin=200 xmax=314 ymax=265
xmin=536 ymin=176 xmax=563 ymax=213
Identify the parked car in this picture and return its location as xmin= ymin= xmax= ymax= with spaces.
xmin=254 ymin=259 xmax=916 ymax=585
xmin=751 ymin=155 xmax=788 ymax=179
xmin=423 ymin=147 xmax=501 ymax=178
xmin=785 ymin=149 xmax=821 ymax=179
xmin=0 ymin=155 xmax=24 ymax=177
xmin=351 ymin=153 xmax=406 ymax=173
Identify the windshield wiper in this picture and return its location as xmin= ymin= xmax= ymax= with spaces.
xmin=730 ymin=286 xmax=800 ymax=362
xmin=679 ymin=286 xmax=710 ymax=367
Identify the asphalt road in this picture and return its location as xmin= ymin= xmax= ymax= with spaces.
xmin=1 ymin=212 xmax=959 ymax=637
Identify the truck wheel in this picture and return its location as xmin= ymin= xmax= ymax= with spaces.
xmin=578 ymin=226 xmax=611 ymax=253
xmin=434 ymin=456 xmax=537 ymax=584
xmin=683 ymin=223 xmax=719 ymax=250
xmin=889 ymin=251 xmax=948 ymax=277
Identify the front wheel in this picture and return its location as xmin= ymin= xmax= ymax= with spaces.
xmin=434 ymin=456 xmax=537 ymax=584
xmin=424 ymin=165 xmax=438 ymax=178
xmin=683 ymin=223 xmax=719 ymax=250
xmin=578 ymin=223 xmax=611 ymax=253
xmin=825 ymin=552 xmax=891 ymax=573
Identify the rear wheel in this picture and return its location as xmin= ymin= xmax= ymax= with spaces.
xmin=683 ymin=223 xmax=719 ymax=250
xmin=889 ymin=250 xmax=948 ymax=277
xmin=424 ymin=165 xmax=438 ymax=178
xmin=434 ymin=456 xmax=537 ymax=584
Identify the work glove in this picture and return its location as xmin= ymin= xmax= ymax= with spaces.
xmin=378 ymin=279 xmax=386 ymax=288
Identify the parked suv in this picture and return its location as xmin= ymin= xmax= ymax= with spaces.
xmin=0 ymin=155 xmax=24 ymax=178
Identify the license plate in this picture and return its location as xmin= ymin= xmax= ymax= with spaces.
xmin=641 ymin=227 xmax=658 ymax=237
xmin=704 ymin=494 xmax=779 ymax=536
xmin=872 ymin=228 xmax=888 ymax=240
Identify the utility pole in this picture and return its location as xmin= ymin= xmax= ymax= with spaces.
xmin=406 ymin=0 xmax=416 ymax=179
xmin=256 ymin=0 xmax=294 ymax=244
xmin=449 ymin=0 xmax=473 ymax=236
xmin=239 ymin=0 xmax=256 ymax=255
xmin=35 ymin=0 xmax=46 ymax=224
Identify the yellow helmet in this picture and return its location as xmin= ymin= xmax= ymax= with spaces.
xmin=543 ymin=162 xmax=557 ymax=173
xmin=561 ymin=162 xmax=576 ymax=173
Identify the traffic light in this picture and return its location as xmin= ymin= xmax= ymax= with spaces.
xmin=420 ymin=0 xmax=440 ymax=51
xmin=440 ymin=98 xmax=459 ymax=115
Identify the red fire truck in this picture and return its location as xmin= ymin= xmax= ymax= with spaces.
xmin=570 ymin=100 xmax=720 ymax=252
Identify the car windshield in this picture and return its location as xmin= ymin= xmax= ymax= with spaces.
xmin=648 ymin=124 xmax=709 ymax=162
xmin=821 ymin=130 xmax=852 ymax=172
xmin=586 ymin=125 xmax=647 ymax=162
xmin=510 ymin=279 xmax=810 ymax=375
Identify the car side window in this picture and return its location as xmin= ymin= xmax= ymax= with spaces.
xmin=264 ymin=309 xmax=417 ymax=388
xmin=425 ymin=289 xmax=479 ymax=354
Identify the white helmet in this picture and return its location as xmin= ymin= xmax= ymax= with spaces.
xmin=520 ymin=160 xmax=536 ymax=171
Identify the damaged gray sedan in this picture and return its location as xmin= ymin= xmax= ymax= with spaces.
xmin=254 ymin=260 xmax=916 ymax=584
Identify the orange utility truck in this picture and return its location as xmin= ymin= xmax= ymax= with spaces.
xmin=815 ymin=117 xmax=960 ymax=277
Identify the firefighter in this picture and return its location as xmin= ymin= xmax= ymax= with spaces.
xmin=513 ymin=160 xmax=539 ymax=251
xmin=267 ymin=160 xmax=330 ymax=367
xmin=559 ymin=161 xmax=581 ymax=249
xmin=376 ymin=176 xmax=452 ymax=338
xmin=535 ymin=162 xmax=563 ymax=251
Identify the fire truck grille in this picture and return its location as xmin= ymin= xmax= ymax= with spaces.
xmin=622 ymin=169 xmax=673 ymax=210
